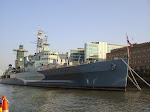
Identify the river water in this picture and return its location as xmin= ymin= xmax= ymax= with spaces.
xmin=0 ymin=84 xmax=150 ymax=112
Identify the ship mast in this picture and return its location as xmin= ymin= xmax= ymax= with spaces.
xmin=13 ymin=45 xmax=28 ymax=69
xmin=34 ymin=26 xmax=48 ymax=53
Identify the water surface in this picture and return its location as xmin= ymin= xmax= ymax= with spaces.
xmin=0 ymin=84 xmax=150 ymax=112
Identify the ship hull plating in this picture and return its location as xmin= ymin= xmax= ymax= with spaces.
xmin=0 ymin=59 xmax=128 ymax=90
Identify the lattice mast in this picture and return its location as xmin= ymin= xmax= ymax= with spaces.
xmin=34 ymin=26 xmax=48 ymax=53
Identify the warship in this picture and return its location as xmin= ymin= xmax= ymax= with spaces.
xmin=0 ymin=27 xmax=129 ymax=90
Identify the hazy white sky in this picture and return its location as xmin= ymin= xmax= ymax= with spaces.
xmin=0 ymin=0 xmax=150 ymax=72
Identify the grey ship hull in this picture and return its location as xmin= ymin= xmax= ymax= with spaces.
xmin=0 ymin=59 xmax=128 ymax=90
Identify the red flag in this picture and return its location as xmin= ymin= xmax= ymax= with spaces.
xmin=126 ymin=34 xmax=133 ymax=47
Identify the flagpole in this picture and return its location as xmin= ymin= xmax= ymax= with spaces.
xmin=126 ymin=33 xmax=129 ymax=88
xmin=126 ymin=33 xmax=129 ymax=58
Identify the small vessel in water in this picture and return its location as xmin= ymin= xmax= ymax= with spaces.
xmin=0 ymin=28 xmax=129 ymax=90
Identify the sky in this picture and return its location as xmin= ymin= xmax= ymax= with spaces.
xmin=0 ymin=0 xmax=150 ymax=72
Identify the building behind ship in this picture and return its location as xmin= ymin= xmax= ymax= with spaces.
xmin=70 ymin=42 xmax=125 ymax=64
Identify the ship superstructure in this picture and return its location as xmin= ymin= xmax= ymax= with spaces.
xmin=13 ymin=45 xmax=28 ymax=69
xmin=24 ymin=27 xmax=60 ymax=71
